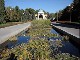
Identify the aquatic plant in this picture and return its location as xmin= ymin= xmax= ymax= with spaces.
xmin=1 ymin=20 xmax=80 ymax=60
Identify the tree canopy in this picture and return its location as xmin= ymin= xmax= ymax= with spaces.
xmin=0 ymin=0 xmax=5 ymax=23
xmin=54 ymin=0 xmax=80 ymax=23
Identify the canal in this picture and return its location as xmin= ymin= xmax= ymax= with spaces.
xmin=0 ymin=28 xmax=80 ymax=57
xmin=50 ymin=28 xmax=80 ymax=57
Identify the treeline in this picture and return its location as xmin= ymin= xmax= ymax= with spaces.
xmin=0 ymin=0 xmax=36 ymax=23
xmin=0 ymin=0 xmax=5 ymax=23
xmin=55 ymin=0 xmax=80 ymax=22
xmin=0 ymin=0 xmax=55 ymax=23
xmin=0 ymin=5 xmax=38 ymax=23
xmin=1 ymin=0 xmax=80 ymax=23
xmin=4 ymin=7 xmax=55 ymax=22
xmin=55 ymin=0 xmax=80 ymax=23
xmin=5 ymin=7 xmax=36 ymax=22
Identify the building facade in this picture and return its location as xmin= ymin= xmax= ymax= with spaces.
xmin=35 ymin=9 xmax=47 ymax=20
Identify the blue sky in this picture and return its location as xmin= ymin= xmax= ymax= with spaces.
xmin=5 ymin=0 xmax=73 ymax=13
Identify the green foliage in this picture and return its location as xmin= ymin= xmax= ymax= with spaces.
xmin=47 ymin=12 xmax=56 ymax=19
xmin=0 ymin=22 xmax=23 ymax=28
xmin=72 ymin=0 xmax=80 ymax=22
xmin=7 ymin=39 xmax=52 ymax=60
xmin=54 ymin=0 xmax=80 ymax=23
xmin=35 ymin=10 xmax=39 ymax=14
xmin=55 ymin=53 xmax=79 ymax=60
xmin=4 ymin=5 xmax=55 ymax=22
xmin=27 ymin=39 xmax=52 ymax=60
xmin=5 ymin=6 xmax=21 ymax=22
xmin=5 ymin=7 xmax=37 ymax=22
xmin=32 ymin=20 xmax=51 ymax=28
xmin=26 ymin=8 xmax=35 ymax=14
xmin=15 ymin=6 xmax=20 ymax=13
xmin=27 ymin=20 xmax=56 ymax=38
xmin=49 ymin=13 xmax=56 ymax=19
xmin=0 ymin=0 xmax=5 ymax=23
xmin=25 ymin=8 xmax=36 ymax=20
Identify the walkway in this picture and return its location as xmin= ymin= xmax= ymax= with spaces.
xmin=0 ymin=22 xmax=31 ymax=44
xmin=51 ymin=22 xmax=80 ymax=39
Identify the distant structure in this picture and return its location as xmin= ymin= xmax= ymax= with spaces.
xmin=35 ymin=9 xmax=47 ymax=20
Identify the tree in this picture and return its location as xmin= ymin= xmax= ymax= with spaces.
xmin=35 ymin=10 xmax=39 ymax=14
xmin=59 ymin=6 xmax=70 ymax=21
xmin=47 ymin=13 xmax=56 ymax=19
xmin=19 ymin=9 xmax=25 ymax=22
xmin=14 ymin=6 xmax=21 ymax=22
xmin=25 ymin=8 xmax=36 ymax=20
xmin=5 ymin=6 xmax=21 ymax=22
xmin=5 ymin=7 xmax=12 ymax=22
xmin=0 ymin=0 xmax=5 ymax=23
xmin=15 ymin=6 xmax=19 ymax=13
xmin=23 ymin=9 xmax=29 ymax=21
xmin=72 ymin=0 xmax=80 ymax=22
xmin=55 ymin=0 xmax=80 ymax=23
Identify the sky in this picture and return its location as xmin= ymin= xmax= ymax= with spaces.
xmin=5 ymin=0 xmax=73 ymax=13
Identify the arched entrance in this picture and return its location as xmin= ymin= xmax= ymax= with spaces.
xmin=39 ymin=14 xmax=43 ymax=19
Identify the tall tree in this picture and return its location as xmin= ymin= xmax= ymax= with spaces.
xmin=47 ymin=13 xmax=56 ymax=19
xmin=0 ymin=0 xmax=5 ymax=23
xmin=72 ymin=0 xmax=80 ymax=22
xmin=5 ymin=7 xmax=12 ymax=22
xmin=5 ymin=6 xmax=21 ymax=22
xmin=25 ymin=8 xmax=35 ymax=20
xmin=14 ymin=6 xmax=20 ymax=22
xmin=59 ymin=6 xmax=70 ymax=21
xmin=35 ymin=10 xmax=39 ymax=14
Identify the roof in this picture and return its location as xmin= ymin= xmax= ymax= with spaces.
xmin=38 ymin=9 xmax=44 ymax=13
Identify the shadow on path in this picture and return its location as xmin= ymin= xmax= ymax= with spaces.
xmin=52 ymin=23 xmax=80 ymax=29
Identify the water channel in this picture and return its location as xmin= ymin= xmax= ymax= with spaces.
xmin=50 ymin=29 xmax=80 ymax=57
xmin=1 ymin=28 xmax=80 ymax=57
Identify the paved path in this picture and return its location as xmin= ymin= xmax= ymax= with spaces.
xmin=51 ymin=22 xmax=80 ymax=38
xmin=0 ymin=22 xmax=31 ymax=44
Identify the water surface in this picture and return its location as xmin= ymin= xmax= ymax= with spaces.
xmin=50 ymin=28 xmax=80 ymax=57
xmin=7 ymin=36 xmax=30 ymax=48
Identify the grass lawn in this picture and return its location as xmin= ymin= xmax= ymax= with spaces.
xmin=0 ymin=22 xmax=24 ymax=28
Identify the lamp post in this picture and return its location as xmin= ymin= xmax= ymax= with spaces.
xmin=21 ymin=12 xmax=24 ymax=22
xmin=69 ymin=5 xmax=73 ymax=23
xmin=10 ymin=8 xmax=12 ymax=21
xmin=57 ymin=12 xmax=58 ymax=22
xmin=70 ymin=11 xmax=71 ymax=22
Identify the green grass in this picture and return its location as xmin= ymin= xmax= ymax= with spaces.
xmin=0 ymin=22 xmax=24 ymax=28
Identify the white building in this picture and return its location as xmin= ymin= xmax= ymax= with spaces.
xmin=35 ymin=9 xmax=47 ymax=20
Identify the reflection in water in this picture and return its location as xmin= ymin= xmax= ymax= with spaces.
xmin=48 ymin=37 xmax=63 ymax=41
xmin=6 ymin=29 xmax=80 ymax=57
xmin=17 ymin=36 xmax=30 ymax=44
xmin=50 ymin=29 xmax=58 ymax=34
xmin=59 ymin=41 xmax=80 ymax=57
xmin=50 ymin=29 xmax=80 ymax=57
xmin=7 ymin=36 xmax=30 ymax=48
xmin=7 ymin=41 xmax=17 ymax=49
